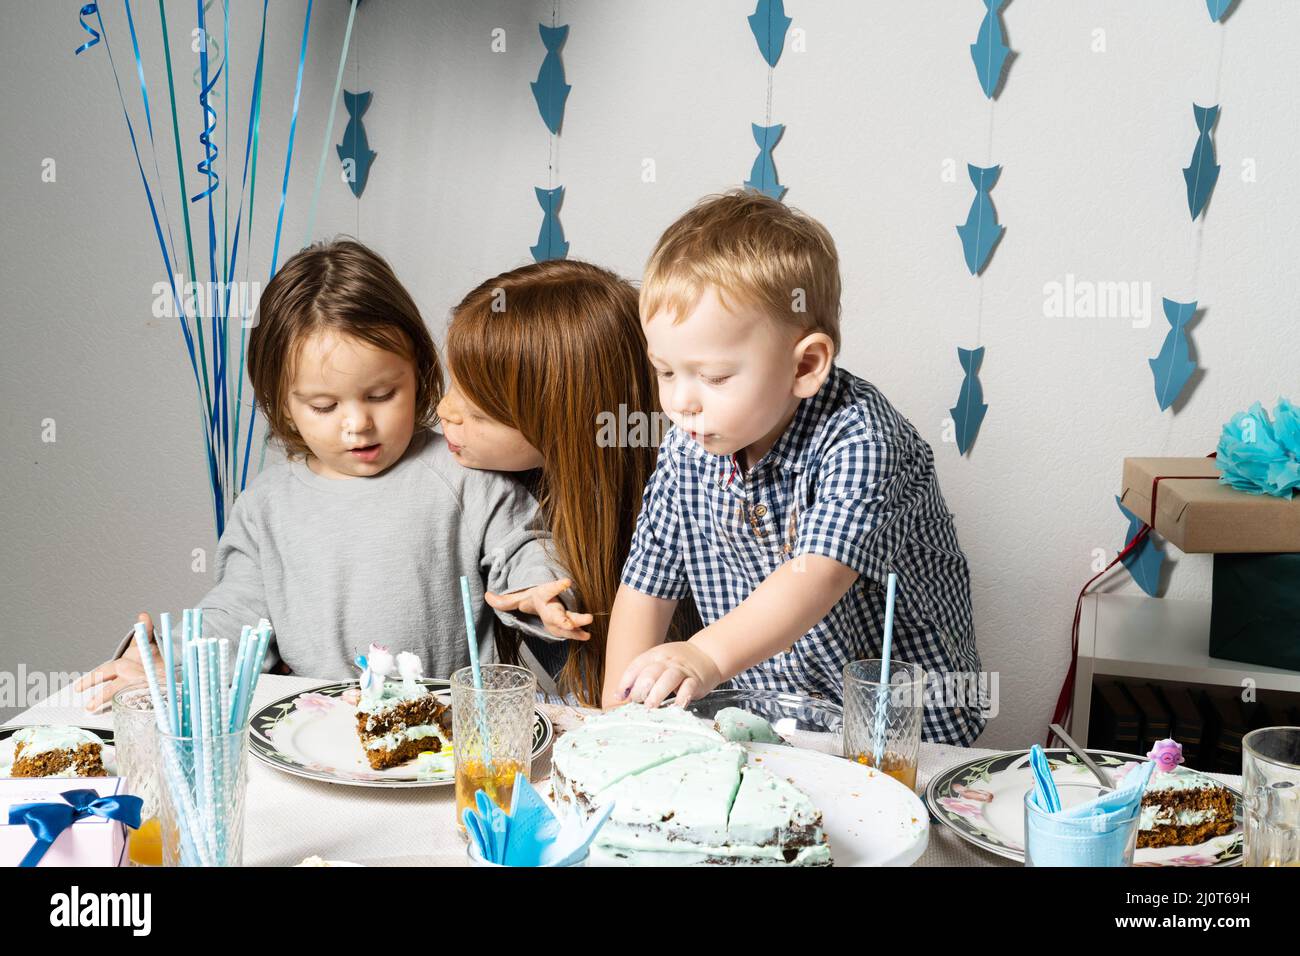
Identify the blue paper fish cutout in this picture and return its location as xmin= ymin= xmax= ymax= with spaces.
xmin=748 ymin=0 xmax=792 ymax=68
xmin=1206 ymin=0 xmax=1232 ymax=22
xmin=1183 ymin=104 xmax=1220 ymax=221
xmin=530 ymin=24 xmax=571 ymax=135
xmin=956 ymin=164 xmax=1005 ymax=275
xmin=1149 ymin=298 xmax=1198 ymax=412
xmin=1116 ymin=497 xmax=1163 ymax=596
xmin=530 ymin=186 xmax=569 ymax=262
xmin=970 ymin=0 xmax=1010 ymax=98
xmin=335 ymin=90 xmax=376 ymax=198
xmin=949 ymin=346 xmax=988 ymax=455
xmin=744 ymin=123 xmax=787 ymax=201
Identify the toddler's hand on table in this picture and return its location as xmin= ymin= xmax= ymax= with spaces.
xmin=616 ymin=642 xmax=722 ymax=709
xmin=73 ymin=612 xmax=164 ymax=713
xmin=484 ymin=579 xmax=594 ymax=641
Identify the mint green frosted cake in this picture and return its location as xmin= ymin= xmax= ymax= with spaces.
xmin=551 ymin=705 xmax=830 ymax=866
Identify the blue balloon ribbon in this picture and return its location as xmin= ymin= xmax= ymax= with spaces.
xmin=247 ymin=0 xmax=315 ymax=494
xmin=74 ymin=3 xmax=101 ymax=55
xmin=85 ymin=3 xmax=225 ymax=532
xmin=8 ymin=790 xmax=142 ymax=868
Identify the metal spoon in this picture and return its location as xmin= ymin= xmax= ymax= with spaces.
xmin=1049 ymin=722 xmax=1115 ymax=789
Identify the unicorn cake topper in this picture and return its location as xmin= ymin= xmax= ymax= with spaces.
xmin=355 ymin=642 xmax=395 ymax=703
xmin=1147 ymin=738 xmax=1185 ymax=774
xmin=396 ymin=651 xmax=423 ymax=697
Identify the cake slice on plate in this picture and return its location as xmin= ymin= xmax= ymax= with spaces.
xmin=353 ymin=645 xmax=451 ymax=771
xmin=1135 ymin=738 xmax=1236 ymax=849
xmin=10 ymin=726 xmax=107 ymax=778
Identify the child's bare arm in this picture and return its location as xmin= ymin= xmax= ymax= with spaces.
xmin=621 ymin=556 xmax=859 ymax=707
xmin=601 ymin=584 xmax=679 ymax=708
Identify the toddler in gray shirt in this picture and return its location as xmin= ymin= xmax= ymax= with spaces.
xmin=79 ymin=239 xmax=587 ymax=710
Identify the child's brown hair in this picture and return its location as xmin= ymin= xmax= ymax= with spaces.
xmin=447 ymin=260 xmax=658 ymax=706
xmin=641 ymin=189 xmax=842 ymax=353
xmin=248 ymin=238 xmax=443 ymax=458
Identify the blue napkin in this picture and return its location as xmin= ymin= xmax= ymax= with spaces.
xmin=464 ymin=775 xmax=614 ymax=867
xmin=1025 ymin=761 xmax=1155 ymax=867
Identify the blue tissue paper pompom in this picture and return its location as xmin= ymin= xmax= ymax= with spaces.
xmin=1216 ymin=398 xmax=1300 ymax=498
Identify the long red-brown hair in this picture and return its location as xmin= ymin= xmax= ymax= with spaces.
xmin=446 ymin=260 xmax=658 ymax=706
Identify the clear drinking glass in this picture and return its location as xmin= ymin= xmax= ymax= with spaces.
xmin=843 ymin=659 xmax=925 ymax=791
xmin=1023 ymin=783 xmax=1141 ymax=867
xmin=155 ymin=725 xmax=250 ymax=867
xmin=451 ymin=664 xmax=536 ymax=836
xmin=1242 ymin=726 xmax=1300 ymax=867
xmin=111 ymin=685 xmax=164 ymax=866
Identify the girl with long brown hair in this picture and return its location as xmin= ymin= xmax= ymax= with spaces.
xmin=439 ymin=259 xmax=669 ymax=707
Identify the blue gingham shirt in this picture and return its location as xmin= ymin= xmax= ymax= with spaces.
xmin=621 ymin=365 xmax=987 ymax=745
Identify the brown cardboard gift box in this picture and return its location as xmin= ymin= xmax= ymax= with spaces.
xmin=1120 ymin=457 xmax=1300 ymax=553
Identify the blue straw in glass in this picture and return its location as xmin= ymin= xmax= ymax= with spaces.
xmin=871 ymin=573 xmax=898 ymax=768
xmin=459 ymin=575 xmax=493 ymax=767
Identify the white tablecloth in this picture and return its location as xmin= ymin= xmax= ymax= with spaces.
xmin=4 ymin=674 xmax=1244 ymax=867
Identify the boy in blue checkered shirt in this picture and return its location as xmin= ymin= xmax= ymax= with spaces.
xmin=603 ymin=190 xmax=988 ymax=745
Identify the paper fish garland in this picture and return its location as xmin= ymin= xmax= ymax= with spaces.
xmin=1206 ymin=0 xmax=1232 ymax=22
xmin=1183 ymin=104 xmax=1220 ymax=221
xmin=949 ymin=346 xmax=988 ymax=455
xmin=335 ymin=90 xmax=376 ymax=198
xmin=530 ymin=24 xmax=571 ymax=135
xmin=530 ymin=186 xmax=569 ymax=262
xmin=956 ymin=164 xmax=1005 ymax=275
xmin=748 ymin=0 xmax=792 ymax=68
xmin=1116 ymin=497 xmax=1163 ymax=596
xmin=1149 ymin=298 xmax=1198 ymax=412
xmin=970 ymin=0 xmax=1010 ymax=99
xmin=744 ymin=123 xmax=787 ymax=201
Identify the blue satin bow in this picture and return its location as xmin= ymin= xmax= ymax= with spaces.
xmin=8 ymin=789 xmax=142 ymax=868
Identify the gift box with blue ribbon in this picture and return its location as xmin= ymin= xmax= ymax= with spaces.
xmin=1 ymin=777 xmax=141 ymax=867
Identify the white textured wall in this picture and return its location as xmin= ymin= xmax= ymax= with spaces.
xmin=2 ymin=1 xmax=1296 ymax=742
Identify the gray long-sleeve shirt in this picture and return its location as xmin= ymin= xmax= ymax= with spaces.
xmin=113 ymin=427 xmax=570 ymax=683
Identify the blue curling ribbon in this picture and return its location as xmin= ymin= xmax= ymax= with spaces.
xmin=74 ymin=3 xmax=101 ymax=54
xmin=246 ymin=0 xmax=314 ymax=494
xmin=191 ymin=17 xmax=223 ymax=202
xmin=8 ymin=790 xmax=142 ymax=868
xmin=86 ymin=2 xmax=226 ymax=535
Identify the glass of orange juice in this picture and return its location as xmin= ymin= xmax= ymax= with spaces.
xmin=450 ymin=664 xmax=536 ymax=837
xmin=111 ymin=685 xmax=164 ymax=865
xmin=843 ymin=659 xmax=925 ymax=792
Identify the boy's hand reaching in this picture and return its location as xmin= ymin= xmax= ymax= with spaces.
xmin=484 ymin=579 xmax=594 ymax=641
xmin=616 ymin=641 xmax=722 ymax=708
xmin=74 ymin=612 xmax=165 ymax=714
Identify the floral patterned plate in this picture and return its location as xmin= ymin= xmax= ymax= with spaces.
xmin=924 ymin=748 xmax=1243 ymax=866
xmin=248 ymin=680 xmax=553 ymax=789
xmin=0 ymin=726 xmax=118 ymax=778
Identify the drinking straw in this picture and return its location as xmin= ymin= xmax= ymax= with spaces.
xmin=459 ymin=576 xmax=494 ymax=767
xmin=192 ymin=641 xmax=214 ymax=862
xmin=871 ymin=572 xmax=899 ymax=769
xmin=227 ymin=626 xmax=251 ymax=732
xmin=136 ymin=616 xmax=205 ymax=864
xmin=133 ymin=621 xmax=171 ymax=735
xmin=136 ymin=609 xmax=275 ymax=866
xmin=206 ymin=639 xmax=226 ymax=862
xmin=159 ymin=612 xmax=177 ymax=734
xmin=180 ymin=609 xmax=193 ymax=736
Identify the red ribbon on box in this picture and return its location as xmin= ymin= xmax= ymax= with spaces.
xmin=1048 ymin=454 xmax=1219 ymax=745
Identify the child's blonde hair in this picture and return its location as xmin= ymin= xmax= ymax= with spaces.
xmin=640 ymin=189 xmax=842 ymax=353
